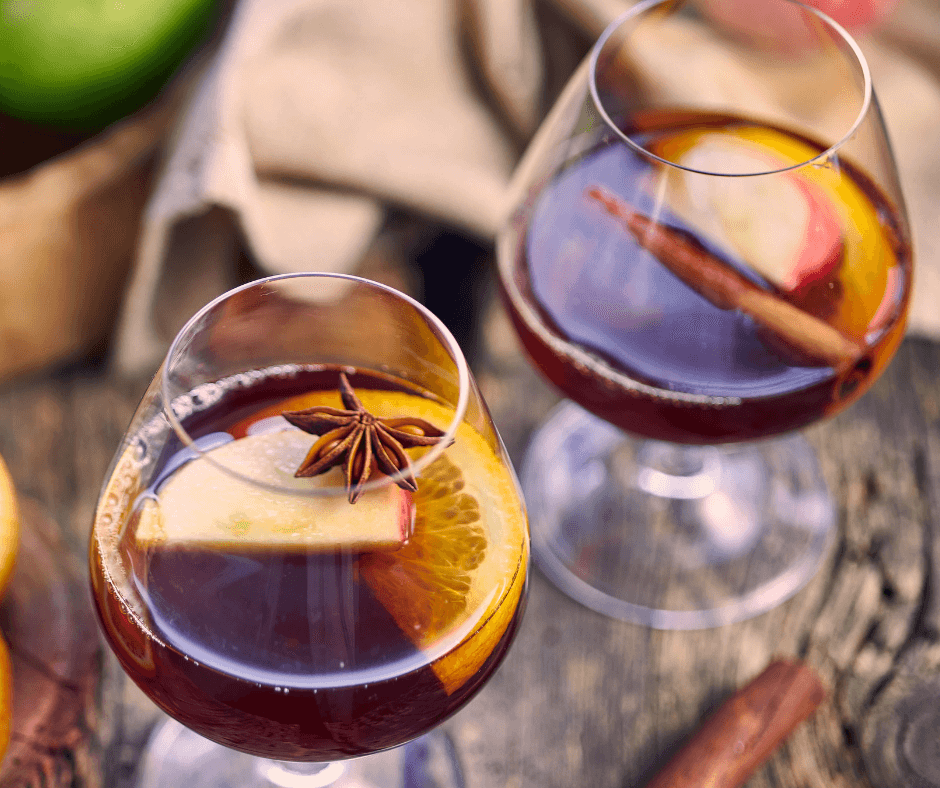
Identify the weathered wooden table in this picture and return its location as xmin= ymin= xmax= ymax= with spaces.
xmin=0 ymin=290 xmax=938 ymax=788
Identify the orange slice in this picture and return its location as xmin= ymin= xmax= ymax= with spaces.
xmin=0 ymin=453 xmax=20 ymax=601
xmin=96 ymin=386 xmax=529 ymax=699
xmin=236 ymin=387 xmax=530 ymax=695
xmin=361 ymin=452 xmax=528 ymax=695
xmin=0 ymin=453 xmax=18 ymax=766
xmin=360 ymin=453 xmax=485 ymax=642
xmin=657 ymin=123 xmax=899 ymax=339
xmin=0 ymin=634 xmax=10 ymax=764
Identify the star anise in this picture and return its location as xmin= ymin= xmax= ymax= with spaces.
xmin=282 ymin=372 xmax=449 ymax=503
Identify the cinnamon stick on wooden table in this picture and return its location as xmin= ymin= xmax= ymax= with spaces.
xmin=587 ymin=186 xmax=866 ymax=372
xmin=644 ymin=658 xmax=826 ymax=788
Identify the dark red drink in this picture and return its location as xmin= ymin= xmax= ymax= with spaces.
xmin=499 ymin=111 xmax=911 ymax=444
xmin=90 ymin=366 xmax=528 ymax=760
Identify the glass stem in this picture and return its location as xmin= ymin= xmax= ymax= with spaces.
xmin=254 ymin=759 xmax=348 ymax=787
xmin=634 ymin=440 xmax=722 ymax=500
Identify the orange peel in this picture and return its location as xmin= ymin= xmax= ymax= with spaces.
xmin=0 ymin=454 xmax=20 ymax=601
xmin=234 ymin=387 xmax=529 ymax=694
xmin=0 ymin=634 xmax=10 ymax=764
xmin=0 ymin=453 xmax=17 ymax=767
xmin=96 ymin=386 xmax=529 ymax=700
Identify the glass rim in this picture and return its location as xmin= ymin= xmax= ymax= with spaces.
xmin=160 ymin=272 xmax=472 ymax=498
xmin=588 ymin=0 xmax=874 ymax=177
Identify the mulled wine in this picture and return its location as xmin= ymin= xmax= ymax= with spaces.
xmin=499 ymin=111 xmax=911 ymax=444
xmin=90 ymin=365 xmax=528 ymax=760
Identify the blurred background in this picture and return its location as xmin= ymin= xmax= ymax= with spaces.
xmin=1 ymin=0 xmax=937 ymax=385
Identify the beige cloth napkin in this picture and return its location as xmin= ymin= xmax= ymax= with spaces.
xmin=112 ymin=0 xmax=940 ymax=376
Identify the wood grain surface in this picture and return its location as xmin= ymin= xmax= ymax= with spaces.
xmin=0 ymin=499 xmax=103 ymax=788
xmin=0 ymin=303 xmax=936 ymax=787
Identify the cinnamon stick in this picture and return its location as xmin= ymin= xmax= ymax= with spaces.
xmin=644 ymin=659 xmax=826 ymax=788
xmin=587 ymin=186 xmax=865 ymax=371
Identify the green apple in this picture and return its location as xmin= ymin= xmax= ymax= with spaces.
xmin=0 ymin=0 xmax=216 ymax=129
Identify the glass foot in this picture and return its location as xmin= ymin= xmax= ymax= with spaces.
xmin=523 ymin=401 xmax=835 ymax=629
xmin=135 ymin=717 xmax=466 ymax=788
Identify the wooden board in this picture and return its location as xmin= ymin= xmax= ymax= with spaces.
xmin=0 ymin=328 xmax=937 ymax=787
xmin=457 ymin=320 xmax=940 ymax=788
xmin=0 ymin=498 xmax=104 ymax=787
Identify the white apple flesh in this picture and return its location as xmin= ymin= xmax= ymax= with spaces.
xmin=675 ymin=136 xmax=844 ymax=294
xmin=135 ymin=430 xmax=415 ymax=552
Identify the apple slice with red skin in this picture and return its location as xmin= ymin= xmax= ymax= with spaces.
xmin=764 ymin=175 xmax=844 ymax=296
xmin=676 ymin=136 xmax=845 ymax=300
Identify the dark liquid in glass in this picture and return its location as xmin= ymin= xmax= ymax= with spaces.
xmin=90 ymin=367 xmax=526 ymax=760
xmin=500 ymin=111 xmax=911 ymax=443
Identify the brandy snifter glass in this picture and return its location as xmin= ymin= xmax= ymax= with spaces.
xmin=90 ymin=273 xmax=529 ymax=786
xmin=497 ymin=0 xmax=911 ymax=628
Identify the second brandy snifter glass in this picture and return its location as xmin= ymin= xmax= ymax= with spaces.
xmin=89 ymin=273 xmax=529 ymax=787
xmin=497 ymin=0 xmax=911 ymax=628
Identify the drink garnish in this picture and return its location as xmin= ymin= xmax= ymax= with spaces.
xmin=358 ymin=451 xmax=526 ymax=695
xmin=282 ymin=373 xmax=448 ymax=503
xmin=586 ymin=185 xmax=867 ymax=372
xmin=643 ymin=659 xmax=825 ymax=788
xmin=132 ymin=431 xmax=415 ymax=551
xmin=668 ymin=134 xmax=845 ymax=295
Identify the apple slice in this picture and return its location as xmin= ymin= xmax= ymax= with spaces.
xmin=675 ymin=135 xmax=844 ymax=294
xmin=134 ymin=430 xmax=413 ymax=552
